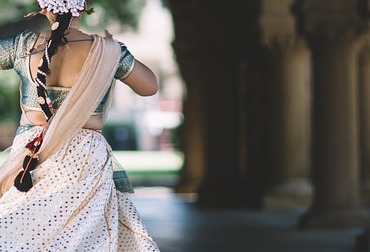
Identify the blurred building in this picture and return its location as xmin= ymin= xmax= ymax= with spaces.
xmin=165 ymin=2 xmax=370 ymax=248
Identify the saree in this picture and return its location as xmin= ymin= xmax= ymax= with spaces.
xmin=0 ymin=35 xmax=160 ymax=251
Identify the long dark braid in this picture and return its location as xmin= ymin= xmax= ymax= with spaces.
xmin=35 ymin=13 xmax=73 ymax=121
xmin=14 ymin=13 xmax=73 ymax=192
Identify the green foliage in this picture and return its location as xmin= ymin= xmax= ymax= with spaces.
xmin=87 ymin=0 xmax=146 ymax=31
xmin=0 ymin=0 xmax=147 ymax=30
xmin=0 ymin=0 xmax=34 ymax=25
xmin=0 ymin=71 xmax=20 ymax=122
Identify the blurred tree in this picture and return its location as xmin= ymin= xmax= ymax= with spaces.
xmin=0 ymin=0 xmax=146 ymax=33
xmin=86 ymin=0 xmax=146 ymax=31
xmin=0 ymin=71 xmax=20 ymax=123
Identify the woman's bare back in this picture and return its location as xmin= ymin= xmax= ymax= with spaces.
xmin=27 ymin=29 xmax=97 ymax=127
xmin=29 ymin=29 xmax=93 ymax=88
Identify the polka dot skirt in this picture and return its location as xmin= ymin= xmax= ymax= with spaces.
xmin=0 ymin=127 xmax=160 ymax=252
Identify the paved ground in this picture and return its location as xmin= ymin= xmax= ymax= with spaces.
xmin=130 ymin=187 xmax=366 ymax=252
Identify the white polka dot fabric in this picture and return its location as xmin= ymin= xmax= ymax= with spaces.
xmin=0 ymin=127 xmax=160 ymax=252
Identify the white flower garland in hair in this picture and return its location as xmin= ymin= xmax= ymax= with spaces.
xmin=37 ymin=0 xmax=85 ymax=17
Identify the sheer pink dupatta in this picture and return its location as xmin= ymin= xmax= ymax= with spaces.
xmin=0 ymin=34 xmax=121 ymax=196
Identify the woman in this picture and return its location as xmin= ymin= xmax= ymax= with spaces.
xmin=0 ymin=0 xmax=160 ymax=251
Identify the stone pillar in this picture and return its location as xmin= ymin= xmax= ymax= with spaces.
xmin=259 ymin=0 xmax=312 ymax=208
xmin=358 ymin=38 xmax=370 ymax=205
xmin=295 ymin=0 xmax=369 ymax=228
xmin=355 ymin=37 xmax=370 ymax=251
xmin=172 ymin=0 xmax=250 ymax=207
xmin=168 ymin=1 xmax=250 ymax=205
xmin=173 ymin=56 xmax=206 ymax=193
xmin=169 ymin=1 xmax=206 ymax=193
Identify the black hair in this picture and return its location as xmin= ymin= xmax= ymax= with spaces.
xmin=35 ymin=13 xmax=73 ymax=121
xmin=14 ymin=13 xmax=76 ymax=192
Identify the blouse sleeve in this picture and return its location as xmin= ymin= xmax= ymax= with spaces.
xmin=0 ymin=33 xmax=20 ymax=70
xmin=114 ymin=41 xmax=135 ymax=80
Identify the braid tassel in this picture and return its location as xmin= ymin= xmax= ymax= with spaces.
xmin=14 ymin=129 xmax=44 ymax=192
xmin=36 ymin=85 xmax=53 ymax=121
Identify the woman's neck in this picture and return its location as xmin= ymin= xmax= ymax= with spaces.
xmin=55 ymin=17 xmax=81 ymax=30
xmin=68 ymin=21 xmax=80 ymax=30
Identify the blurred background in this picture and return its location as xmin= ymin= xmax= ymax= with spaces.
xmin=3 ymin=0 xmax=370 ymax=251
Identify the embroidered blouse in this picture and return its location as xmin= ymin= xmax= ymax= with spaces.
xmin=0 ymin=30 xmax=134 ymax=113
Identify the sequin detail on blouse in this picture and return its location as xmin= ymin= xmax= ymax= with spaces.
xmin=115 ymin=42 xmax=135 ymax=80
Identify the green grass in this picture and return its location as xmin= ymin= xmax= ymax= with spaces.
xmin=0 ymin=150 xmax=184 ymax=175
xmin=113 ymin=151 xmax=184 ymax=175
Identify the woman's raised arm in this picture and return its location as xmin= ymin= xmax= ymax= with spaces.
xmin=119 ymin=59 xmax=158 ymax=96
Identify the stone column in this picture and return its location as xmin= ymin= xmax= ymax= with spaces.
xmin=168 ymin=1 xmax=250 ymax=205
xmin=355 ymin=37 xmax=370 ymax=251
xmin=169 ymin=1 xmax=206 ymax=193
xmin=295 ymin=0 xmax=369 ymax=228
xmin=358 ymin=38 xmax=370 ymax=205
xmin=259 ymin=0 xmax=312 ymax=208
xmin=174 ymin=81 xmax=206 ymax=193
xmin=178 ymin=0 xmax=250 ymax=207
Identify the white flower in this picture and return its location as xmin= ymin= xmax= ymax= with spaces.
xmin=37 ymin=0 xmax=85 ymax=17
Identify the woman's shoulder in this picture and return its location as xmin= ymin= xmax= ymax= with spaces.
xmin=8 ymin=30 xmax=40 ymax=51
xmin=91 ymin=31 xmax=125 ymax=46
xmin=19 ymin=30 xmax=39 ymax=38
xmin=0 ymin=30 xmax=39 ymax=70
xmin=17 ymin=30 xmax=40 ymax=56
xmin=10 ymin=30 xmax=39 ymax=42
xmin=0 ymin=30 xmax=39 ymax=56
xmin=1 ymin=30 xmax=38 ymax=43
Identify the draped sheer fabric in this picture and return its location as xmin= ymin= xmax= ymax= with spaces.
xmin=0 ymin=34 xmax=120 ymax=195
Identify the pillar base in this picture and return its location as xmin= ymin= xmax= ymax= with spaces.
xmin=197 ymin=180 xmax=258 ymax=208
xmin=355 ymin=228 xmax=370 ymax=251
xmin=264 ymin=179 xmax=313 ymax=208
xmin=361 ymin=183 xmax=370 ymax=207
xmin=299 ymin=206 xmax=370 ymax=229
xmin=175 ymin=178 xmax=202 ymax=194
